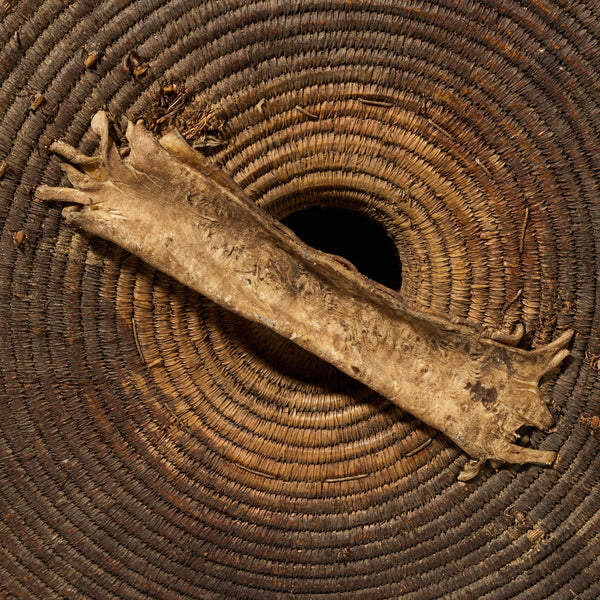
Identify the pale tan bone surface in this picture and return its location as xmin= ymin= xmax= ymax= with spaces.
xmin=37 ymin=112 xmax=573 ymax=480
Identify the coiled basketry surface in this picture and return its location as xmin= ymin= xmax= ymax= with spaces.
xmin=1 ymin=1 xmax=599 ymax=598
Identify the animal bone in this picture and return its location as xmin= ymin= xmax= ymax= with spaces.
xmin=36 ymin=112 xmax=573 ymax=480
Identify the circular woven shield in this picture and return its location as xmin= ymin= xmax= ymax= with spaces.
xmin=1 ymin=1 xmax=599 ymax=598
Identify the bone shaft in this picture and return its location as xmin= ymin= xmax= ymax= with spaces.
xmin=122 ymin=183 xmax=441 ymax=411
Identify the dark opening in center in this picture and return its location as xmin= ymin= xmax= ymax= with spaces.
xmin=281 ymin=206 xmax=402 ymax=290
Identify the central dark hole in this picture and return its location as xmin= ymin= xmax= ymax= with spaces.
xmin=281 ymin=206 xmax=402 ymax=290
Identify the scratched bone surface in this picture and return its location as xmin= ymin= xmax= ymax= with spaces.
xmin=37 ymin=112 xmax=573 ymax=480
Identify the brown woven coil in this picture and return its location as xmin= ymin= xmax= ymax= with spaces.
xmin=1 ymin=1 xmax=599 ymax=598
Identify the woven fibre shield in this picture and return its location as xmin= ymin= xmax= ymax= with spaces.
xmin=1 ymin=1 xmax=599 ymax=598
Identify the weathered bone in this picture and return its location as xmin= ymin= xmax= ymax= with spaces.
xmin=36 ymin=112 xmax=573 ymax=480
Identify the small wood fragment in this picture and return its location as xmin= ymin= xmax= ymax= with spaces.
xmin=505 ymin=288 xmax=523 ymax=310
xmin=324 ymin=473 xmax=368 ymax=483
xmin=12 ymin=230 xmax=29 ymax=247
xmin=237 ymin=464 xmax=275 ymax=479
xmin=30 ymin=92 xmax=45 ymax=111
xmin=146 ymin=358 xmax=164 ymax=368
xmin=133 ymin=63 xmax=149 ymax=78
xmin=475 ymin=157 xmax=492 ymax=178
xmin=161 ymin=83 xmax=178 ymax=95
xmin=358 ymin=97 xmax=394 ymax=107
xmin=405 ymin=437 xmax=432 ymax=457
xmin=427 ymin=118 xmax=454 ymax=139
xmin=520 ymin=207 xmax=530 ymax=254
xmin=84 ymin=50 xmax=100 ymax=68
xmin=295 ymin=105 xmax=319 ymax=120
xmin=131 ymin=317 xmax=146 ymax=363
xmin=122 ymin=51 xmax=150 ymax=78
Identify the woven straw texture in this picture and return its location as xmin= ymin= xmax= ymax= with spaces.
xmin=1 ymin=1 xmax=600 ymax=598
